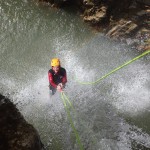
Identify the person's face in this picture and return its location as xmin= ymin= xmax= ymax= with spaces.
xmin=52 ymin=66 xmax=60 ymax=73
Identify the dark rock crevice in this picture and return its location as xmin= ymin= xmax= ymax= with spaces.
xmin=0 ymin=94 xmax=43 ymax=150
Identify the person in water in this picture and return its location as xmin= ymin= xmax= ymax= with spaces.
xmin=48 ymin=58 xmax=67 ymax=95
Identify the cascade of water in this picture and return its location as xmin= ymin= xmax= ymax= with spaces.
xmin=0 ymin=0 xmax=150 ymax=149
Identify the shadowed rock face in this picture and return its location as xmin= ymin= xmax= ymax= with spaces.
xmin=0 ymin=94 xmax=43 ymax=150
xmin=39 ymin=0 xmax=149 ymax=51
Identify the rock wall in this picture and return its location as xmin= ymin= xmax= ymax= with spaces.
xmin=0 ymin=94 xmax=43 ymax=150
xmin=82 ymin=0 xmax=150 ymax=51
xmin=39 ymin=0 xmax=150 ymax=51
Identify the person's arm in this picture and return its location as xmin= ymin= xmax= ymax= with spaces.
xmin=62 ymin=72 xmax=67 ymax=84
xmin=48 ymin=72 xmax=57 ymax=88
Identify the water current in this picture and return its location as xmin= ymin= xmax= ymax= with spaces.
xmin=0 ymin=0 xmax=150 ymax=149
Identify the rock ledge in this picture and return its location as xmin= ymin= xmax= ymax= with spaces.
xmin=0 ymin=94 xmax=43 ymax=150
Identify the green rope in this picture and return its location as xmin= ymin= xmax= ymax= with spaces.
xmin=62 ymin=92 xmax=75 ymax=112
xmin=62 ymin=92 xmax=97 ymax=145
xmin=61 ymin=92 xmax=84 ymax=150
xmin=59 ymin=50 xmax=150 ymax=149
xmin=76 ymin=50 xmax=150 ymax=85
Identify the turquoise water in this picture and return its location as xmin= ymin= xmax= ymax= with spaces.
xmin=0 ymin=0 xmax=150 ymax=149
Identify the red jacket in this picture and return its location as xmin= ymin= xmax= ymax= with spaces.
xmin=48 ymin=67 xmax=67 ymax=88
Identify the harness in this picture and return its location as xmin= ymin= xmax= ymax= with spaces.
xmin=49 ymin=67 xmax=66 ymax=85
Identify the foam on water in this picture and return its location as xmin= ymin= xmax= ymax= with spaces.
xmin=111 ymin=62 xmax=150 ymax=115
xmin=1 ymin=0 xmax=150 ymax=149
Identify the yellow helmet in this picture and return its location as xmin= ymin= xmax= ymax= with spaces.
xmin=51 ymin=58 xmax=60 ymax=67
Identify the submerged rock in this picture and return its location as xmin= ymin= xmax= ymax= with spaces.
xmin=0 ymin=94 xmax=43 ymax=150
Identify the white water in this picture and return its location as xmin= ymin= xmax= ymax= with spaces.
xmin=0 ymin=0 xmax=150 ymax=149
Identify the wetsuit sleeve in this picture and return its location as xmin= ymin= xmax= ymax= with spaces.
xmin=48 ymin=72 xmax=57 ymax=88
xmin=62 ymin=72 xmax=67 ymax=84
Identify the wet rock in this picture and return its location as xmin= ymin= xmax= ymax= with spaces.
xmin=136 ymin=0 xmax=150 ymax=6
xmin=106 ymin=20 xmax=138 ymax=38
xmin=83 ymin=0 xmax=94 ymax=7
xmin=40 ymin=0 xmax=150 ymax=51
xmin=137 ymin=9 xmax=150 ymax=16
xmin=83 ymin=6 xmax=107 ymax=24
xmin=144 ymin=44 xmax=150 ymax=50
xmin=0 ymin=94 xmax=43 ymax=150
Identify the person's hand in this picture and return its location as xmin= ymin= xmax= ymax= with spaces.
xmin=60 ymin=83 xmax=64 ymax=88
xmin=58 ymin=83 xmax=64 ymax=88
xmin=57 ymin=85 xmax=62 ymax=92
